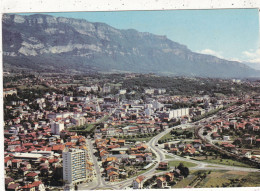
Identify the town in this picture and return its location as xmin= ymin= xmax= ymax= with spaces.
xmin=3 ymin=72 xmax=260 ymax=190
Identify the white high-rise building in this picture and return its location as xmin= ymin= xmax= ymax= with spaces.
xmin=169 ymin=108 xmax=190 ymax=119
xmin=63 ymin=148 xmax=87 ymax=184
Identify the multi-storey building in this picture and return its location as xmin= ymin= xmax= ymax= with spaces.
xmin=51 ymin=121 xmax=65 ymax=135
xmin=63 ymin=148 xmax=87 ymax=184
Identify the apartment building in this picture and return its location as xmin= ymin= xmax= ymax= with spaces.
xmin=63 ymin=148 xmax=87 ymax=184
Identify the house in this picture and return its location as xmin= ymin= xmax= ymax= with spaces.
xmin=5 ymin=177 xmax=14 ymax=189
xmin=4 ymin=157 xmax=12 ymax=168
xmin=170 ymin=148 xmax=178 ymax=154
xmin=158 ymin=162 xmax=168 ymax=170
xmin=22 ymin=184 xmax=36 ymax=191
xmin=165 ymin=172 xmax=174 ymax=182
xmin=11 ymin=159 xmax=22 ymax=169
xmin=211 ymin=132 xmax=221 ymax=140
xmin=157 ymin=176 xmax=167 ymax=188
xmin=242 ymin=150 xmax=252 ymax=158
xmin=256 ymin=139 xmax=260 ymax=147
xmin=117 ymin=140 xmax=125 ymax=146
xmin=108 ymin=171 xmax=119 ymax=182
xmin=132 ymin=175 xmax=146 ymax=189
xmin=7 ymin=183 xmax=20 ymax=191
xmin=106 ymin=166 xmax=118 ymax=174
xmin=25 ymin=172 xmax=39 ymax=181
xmin=107 ymin=161 xmax=120 ymax=169
xmin=32 ymin=181 xmax=45 ymax=191
xmin=144 ymin=154 xmax=153 ymax=162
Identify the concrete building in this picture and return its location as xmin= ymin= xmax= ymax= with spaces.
xmin=169 ymin=108 xmax=189 ymax=119
xmin=71 ymin=117 xmax=86 ymax=126
xmin=51 ymin=121 xmax=65 ymax=135
xmin=63 ymin=148 xmax=87 ymax=184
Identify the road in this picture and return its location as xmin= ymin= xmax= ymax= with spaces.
xmin=79 ymin=107 xmax=259 ymax=190
xmin=110 ymin=123 xmax=193 ymax=189
xmin=79 ymin=108 xmax=118 ymax=190
xmin=78 ymin=139 xmax=117 ymax=190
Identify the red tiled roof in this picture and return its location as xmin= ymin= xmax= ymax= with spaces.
xmin=135 ymin=175 xmax=145 ymax=183
xmin=8 ymin=183 xmax=20 ymax=189
xmin=108 ymin=171 xmax=119 ymax=176
xmin=32 ymin=181 xmax=42 ymax=187
xmin=22 ymin=184 xmax=35 ymax=189
xmin=52 ymin=144 xmax=65 ymax=151
xmin=12 ymin=159 xmax=22 ymax=163
xmin=26 ymin=172 xmax=38 ymax=177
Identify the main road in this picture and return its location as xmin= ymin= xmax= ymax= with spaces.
xmin=79 ymin=111 xmax=259 ymax=190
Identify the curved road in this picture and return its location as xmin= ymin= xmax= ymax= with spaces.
xmin=80 ymin=113 xmax=259 ymax=190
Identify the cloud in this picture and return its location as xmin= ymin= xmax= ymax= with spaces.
xmin=198 ymin=49 xmax=223 ymax=58
xmin=242 ymin=48 xmax=260 ymax=63
xmin=229 ymin=58 xmax=242 ymax=62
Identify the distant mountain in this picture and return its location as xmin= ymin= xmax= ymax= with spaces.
xmin=2 ymin=14 xmax=260 ymax=78
xmin=244 ymin=62 xmax=260 ymax=71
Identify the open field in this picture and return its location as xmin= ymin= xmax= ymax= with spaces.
xmin=159 ymin=132 xmax=172 ymax=142
xmin=69 ymin=115 xmax=109 ymax=133
xmin=192 ymin=156 xmax=252 ymax=168
xmin=168 ymin=160 xmax=197 ymax=168
xmin=165 ymin=155 xmax=175 ymax=159
xmin=124 ymin=136 xmax=154 ymax=143
xmin=174 ymin=170 xmax=260 ymax=188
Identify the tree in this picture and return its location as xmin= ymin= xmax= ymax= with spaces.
xmin=177 ymin=163 xmax=189 ymax=177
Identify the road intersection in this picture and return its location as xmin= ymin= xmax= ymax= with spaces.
xmin=79 ymin=115 xmax=259 ymax=190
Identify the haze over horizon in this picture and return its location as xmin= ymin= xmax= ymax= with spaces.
xmin=17 ymin=9 xmax=260 ymax=69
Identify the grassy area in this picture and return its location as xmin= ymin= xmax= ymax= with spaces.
xmin=159 ymin=132 xmax=172 ymax=142
xmin=85 ymin=124 xmax=95 ymax=131
xmin=127 ymin=163 xmax=156 ymax=179
xmin=165 ymin=155 xmax=175 ymax=159
xmin=173 ymin=170 xmax=197 ymax=188
xmin=96 ymin=115 xmax=110 ymax=123
xmin=124 ymin=136 xmax=154 ymax=143
xmin=168 ymin=160 xmax=197 ymax=168
xmin=69 ymin=115 xmax=109 ymax=133
xmin=174 ymin=170 xmax=260 ymax=188
xmin=200 ymin=159 xmax=252 ymax=168
xmin=192 ymin=156 xmax=252 ymax=168
xmin=205 ymin=165 xmax=218 ymax=167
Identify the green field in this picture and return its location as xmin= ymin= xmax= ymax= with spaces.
xmin=192 ymin=156 xmax=253 ymax=168
xmin=124 ymin=136 xmax=154 ymax=143
xmin=69 ymin=115 xmax=109 ymax=133
xmin=199 ymin=158 xmax=251 ymax=168
xmin=174 ymin=170 xmax=260 ymax=188
xmin=159 ymin=132 xmax=172 ymax=142
xmin=165 ymin=155 xmax=175 ymax=159
xmin=168 ymin=160 xmax=197 ymax=168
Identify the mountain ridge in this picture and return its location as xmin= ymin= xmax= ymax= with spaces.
xmin=2 ymin=13 xmax=260 ymax=78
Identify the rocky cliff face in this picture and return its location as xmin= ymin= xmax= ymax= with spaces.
xmin=2 ymin=14 xmax=259 ymax=77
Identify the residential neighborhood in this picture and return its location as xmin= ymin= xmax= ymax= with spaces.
xmin=3 ymin=73 xmax=260 ymax=190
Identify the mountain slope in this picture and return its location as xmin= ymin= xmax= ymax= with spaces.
xmin=2 ymin=14 xmax=260 ymax=78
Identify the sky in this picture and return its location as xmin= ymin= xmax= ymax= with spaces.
xmin=20 ymin=9 xmax=260 ymax=67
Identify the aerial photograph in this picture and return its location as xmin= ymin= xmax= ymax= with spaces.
xmin=2 ymin=8 xmax=260 ymax=191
